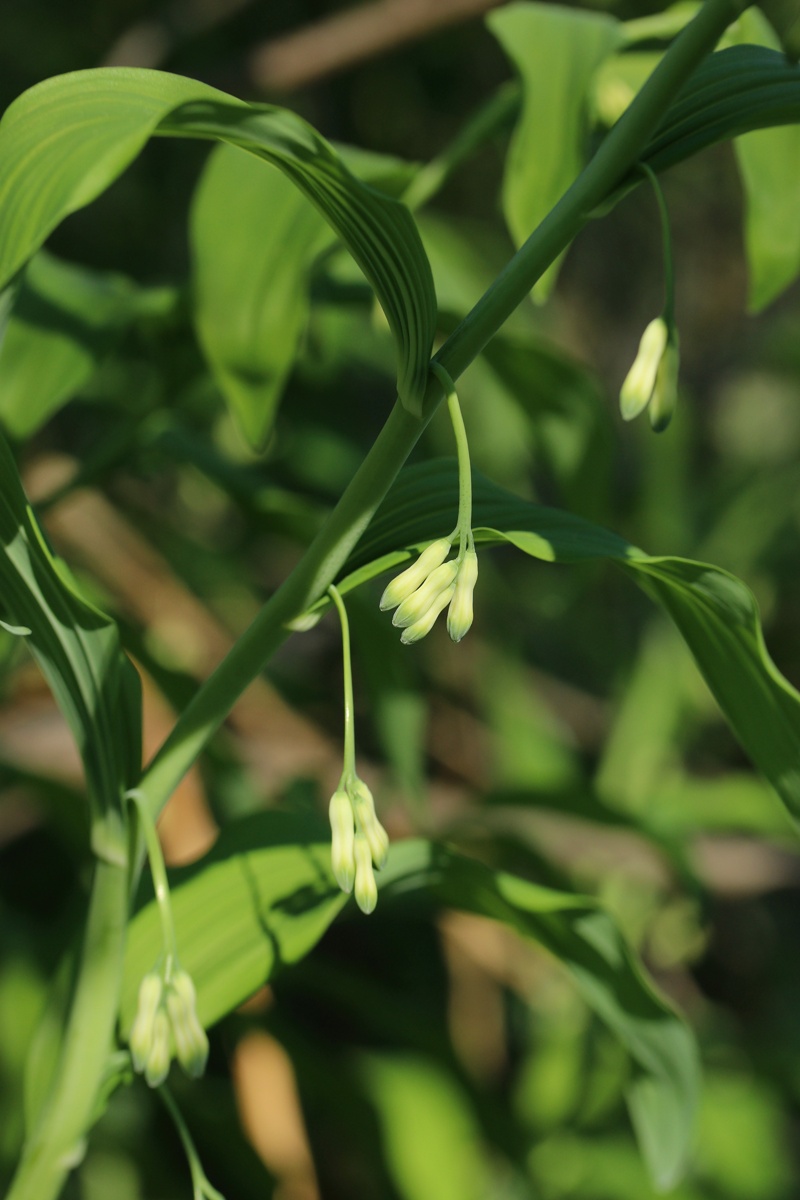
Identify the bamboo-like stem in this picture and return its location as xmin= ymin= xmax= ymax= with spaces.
xmin=7 ymin=3 xmax=742 ymax=1196
xmin=6 ymin=860 xmax=129 ymax=1200
xmin=139 ymin=0 xmax=740 ymax=823
xmin=328 ymin=585 xmax=357 ymax=780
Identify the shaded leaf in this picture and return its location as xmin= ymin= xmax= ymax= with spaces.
xmin=0 ymin=250 xmax=144 ymax=439
xmin=120 ymin=811 xmax=698 ymax=1190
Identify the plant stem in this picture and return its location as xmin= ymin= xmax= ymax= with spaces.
xmin=138 ymin=0 xmax=740 ymax=823
xmin=126 ymin=789 xmax=179 ymax=973
xmin=6 ymin=860 xmax=129 ymax=1200
xmin=641 ymin=162 xmax=676 ymax=326
xmin=328 ymin=585 xmax=356 ymax=778
xmin=431 ymin=362 xmax=474 ymax=557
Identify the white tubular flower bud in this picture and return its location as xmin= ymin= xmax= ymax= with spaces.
xmin=400 ymin=582 xmax=456 ymax=645
xmin=379 ymin=538 xmax=452 ymax=611
xmin=649 ymin=331 xmax=680 ymax=432
xmin=619 ymin=317 xmax=668 ymax=422
xmin=329 ymin=788 xmax=356 ymax=893
xmin=353 ymin=834 xmax=378 ymax=915
xmin=144 ymin=1008 xmax=172 ymax=1088
xmin=447 ymin=550 xmax=479 ymax=643
xmin=129 ymin=972 xmax=164 ymax=1073
xmin=352 ymin=779 xmax=389 ymax=869
xmin=392 ymin=560 xmax=459 ymax=629
xmin=166 ymin=970 xmax=209 ymax=1079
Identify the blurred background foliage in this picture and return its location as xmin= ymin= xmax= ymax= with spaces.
xmin=2 ymin=0 xmax=800 ymax=1197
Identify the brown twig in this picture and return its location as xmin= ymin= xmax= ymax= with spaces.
xmin=248 ymin=0 xmax=507 ymax=94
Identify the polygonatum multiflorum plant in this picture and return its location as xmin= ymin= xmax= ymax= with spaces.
xmin=2 ymin=0 xmax=800 ymax=1196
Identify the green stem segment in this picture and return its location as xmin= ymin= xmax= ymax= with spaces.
xmin=6 ymin=860 xmax=129 ymax=1200
xmin=641 ymin=162 xmax=676 ymax=326
xmin=328 ymin=585 xmax=356 ymax=779
xmin=161 ymin=1088 xmax=226 ymax=1200
xmin=431 ymin=362 xmax=474 ymax=558
xmin=126 ymin=789 xmax=179 ymax=974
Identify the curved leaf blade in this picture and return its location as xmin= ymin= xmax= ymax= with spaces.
xmin=642 ymin=45 xmax=800 ymax=172
xmin=0 ymin=68 xmax=436 ymax=414
xmin=0 ymin=430 xmax=141 ymax=860
xmin=120 ymin=812 xmax=697 ymax=1190
xmin=334 ymin=461 xmax=800 ymax=823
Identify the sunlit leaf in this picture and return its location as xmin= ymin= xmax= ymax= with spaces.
xmin=0 ymin=430 xmax=140 ymax=861
xmin=191 ymin=145 xmax=329 ymax=448
xmin=487 ymin=2 xmax=621 ymax=299
xmin=729 ymin=11 xmax=800 ymax=311
xmin=0 ymin=68 xmax=436 ymax=416
xmin=120 ymin=811 xmax=698 ymax=1190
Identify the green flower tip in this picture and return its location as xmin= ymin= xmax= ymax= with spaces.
xmin=649 ymin=329 xmax=680 ymax=432
xmin=447 ymin=548 xmax=478 ymax=643
xmin=620 ymin=317 xmax=668 ymax=422
xmin=353 ymin=834 xmax=378 ymax=915
xmin=129 ymin=966 xmax=208 ymax=1088
xmin=382 ymin=543 xmax=479 ymax=645
xmin=328 ymin=776 xmax=389 ymax=911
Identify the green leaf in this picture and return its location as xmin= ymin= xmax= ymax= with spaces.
xmin=729 ymin=11 xmax=800 ymax=311
xmin=361 ymin=1055 xmax=489 ymax=1200
xmin=330 ymin=461 xmax=800 ymax=824
xmin=641 ymin=45 xmax=800 ymax=175
xmin=190 ymin=144 xmax=329 ymax=448
xmin=120 ymin=811 xmax=697 ymax=1190
xmin=487 ymin=2 xmax=621 ymax=300
xmin=0 ymin=430 xmax=140 ymax=861
xmin=0 ymin=67 xmax=436 ymax=415
xmin=0 ymin=250 xmax=144 ymax=439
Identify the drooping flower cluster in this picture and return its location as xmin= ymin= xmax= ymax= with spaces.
xmin=380 ymin=538 xmax=478 ymax=644
xmin=129 ymin=966 xmax=209 ymax=1088
xmin=329 ymin=775 xmax=389 ymax=914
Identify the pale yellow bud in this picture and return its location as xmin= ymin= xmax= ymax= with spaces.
xmin=620 ymin=317 xmax=668 ymax=422
xmin=392 ymin=560 xmax=459 ymax=629
xmin=447 ymin=550 xmax=478 ymax=643
xmin=379 ymin=539 xmax=452 ymax=611
xmin=129 ymin=972 xmax=164 ymax=1073
xmin=166 ymin=970 xmax=209 ymax=1079
xmin=400 ymin=582 xmax=456 ymax=645
xmin=353 ymin=834 xmax=378 ymax=915
xmin=649 ymin=332 xmax=680 ymax=432
xmin=144 ymin=1008 xmax=172 ymax=1088
xmin=329 ymin=788 xmax=355 ymax=893
xmin=351 ymin=780 xmax=389 ymax=869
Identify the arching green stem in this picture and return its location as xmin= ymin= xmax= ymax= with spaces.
xmin=328 ymin=584 xmax=356 ymax=781
xmin=126 ymin=789 xmax=179 ymax=976
xmin=431 ymin=362 xmax=474 ymax=558
xmin=641 ymin=162 xmax=676 ymax=327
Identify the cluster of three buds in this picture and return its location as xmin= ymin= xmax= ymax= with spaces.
xmin=129 ymin=967 xmax=209 ymax=1088
xmin=379 ymin=537 xmax=479 ymax=644
xmin=329 ymin=777 xmax=389 ymax=914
